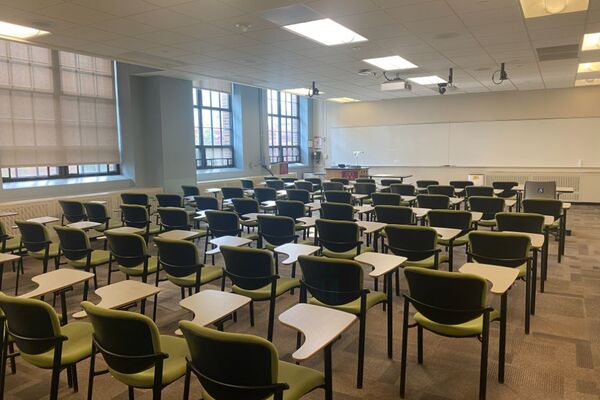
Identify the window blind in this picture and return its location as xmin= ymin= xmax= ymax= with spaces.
xmin=0 ymin=39 xmax=119 ymax=168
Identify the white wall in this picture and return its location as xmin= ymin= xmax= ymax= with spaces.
xmin=320 ymin=86 xmax=600 ymax=202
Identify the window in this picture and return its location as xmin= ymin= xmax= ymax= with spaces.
xmin=0 ymin=39 xmax=119 ymax=182
xmin=267 ymin=89 xmax=300 ymax=163
xmin=1 ymin=164 xmax=119 ymax=182
xmin=193 ymin=88 xmax=234 ymax=169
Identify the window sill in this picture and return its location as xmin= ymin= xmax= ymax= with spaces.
xmin=289 ymin=163 xmax=309 ymax=169
xmin=2 ymin=175 xmax=130 ymax=190
xmin=197 ymin=167 xmax=242 ymax=175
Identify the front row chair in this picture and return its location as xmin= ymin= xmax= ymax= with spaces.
xmin=220 ymin=246 xmax=300 ymax=342
xmin=154 ymin=237 xmax=223 ymax=299
xmin=0 ymin=293 xmax=93 ymax=400
xmin=468 ymin=231 xmax=532 ymax=334
xmin=180 ymin=321 xmax=327 ymax=400
xmin=298 ymin=255 xmax=388 ymax=389
xmin=82 ymin=301 xmax=188 ymax=400
xmin=400 ymin=267 xmax=498 ymax=400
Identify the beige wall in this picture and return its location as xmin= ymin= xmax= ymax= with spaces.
xmin=318 ymin=86 xmax=600 ymax=202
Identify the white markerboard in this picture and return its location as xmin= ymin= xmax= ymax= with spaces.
xmin=329 ymin=118 xmax=600 ymax=168
xmin=329 ymin=123 xmax=450 ymax=167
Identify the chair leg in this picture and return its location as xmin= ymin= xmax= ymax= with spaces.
xmin=525 ymin=264 xmax=531 ymax=335
xmin=152 ymin=293 xmax=158 ymax=322
xmin=417 ymin=326 xmax=423 ymax=364
xmin=0 ymin=326 xmax=9 ymax=398
xmin=87 ymin=347 xmax=96 ymax=400
xmin=71 ymin=364 xmax=79 ymax=392
xmin=8 ymin=343 xmax=15 ymax=374
xmin=395 ymin=269 xmax=401 ymax=297
xmin=249 ymin=301 xmax=254 ymax=327
xmin=180 ymin=287 xmax=185 ymax=299
xmin=128 ymin=386 xmax=135 ymax=400
xmin=400 ymin=298 xmax=410 ymax=398
xmin=267 ymin=298 xmax=276 ymax=342
xmin=15 ymin=257 xmax=23 ymax=295
xmin=183 ymin=365 xmax=191 ymax=400
xmin=356 ymin=313 xmax=366 ymax=388
xmin=50 ymin=364 xmax=61 ymax=400
xmin=479 ymin=313 xmax=490 ymax=400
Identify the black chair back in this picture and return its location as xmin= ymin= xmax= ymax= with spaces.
xmin=182 ymin=185 xmax=200 ymax=197
xmin=120 ymin=204 xmax=150 ymax=229
xmin=220 ymin=246 xmax=274 ymax=290
xmin=320 ymin=202 xmax=354 ymax=221
xmin=355 ymin=178 xmax=375 ymax=184
xmin=105 ymin=231 xmax=148 ymax=268
xmin=53 ymin=226 xmax=90 ymax=262
xmin=305 ymin=178 xmax=322 ymax=191
xmin=254 ymin=188 xmax=277 ymax=204
xmin=468 ymin=231 xmax=531 ymax=268
xmin=205 ymin=211 xmax=240 ymax=238
xmin=276 ymin=200 xmax=305 ymax=220
xmin=390 ymin=184 xmax=416 ymax=196
xmin=294 ymin=181 xmax=313 ymax=192
xmin=315 ymin=219 xmax=360 ymax=253
xmin=375 ymin=206 xmax=414 ymax=225
xmin=232 ymin=198 xmax=259 ymax=217
xmin=265 ymin=180 xmax=284 ymax=190
xmin=298 ymin=255 xmax=364 ymax=306
xmin=427 ymin=185 xmax=455 ymax=197
xmin=240 ymin=179 xmax=254 ymax=190
xmin=257 ymin=215 xmax=296 ymax=247
xmin=496 ymin=212 xmax=544 ymax=234
xmin=154 ymin=237 xmax=201 ymax=279
xmin=465 ymin=186 xmax=494 ymax=198
xmin=427 ymin=210 xmax=472 ymax=233
xmin=323 ymin=190 xmax=351 ymax=204
xmin=331 ymin=178 xmax=349 ymax=185
xmin=522 ymin=199 xmax=562 ymax=219
xmin=416 ymin=180 xmax=438 ymax=189
xmin=322 ymin=182 xmax=343 ymax=191
xmin=354 ymin=183 xmax=376 ymax=196
xmin=384 ymin=224 xmax=439 ymax=262
xmin=179 ymin=322 xmax=286 ymax=400
xmin=286 ymin=189 xmax=310 ymax=204
xmin=404 ymin=268 xmax=488 ymax=325
xmin=83 ymin=202 xmax=110 ymax=229
xmin=157 ymin=207 xmax=191 ymax=231
xmin=449 ymin=181 xmax=474 ymax=190
xmin=221 ymin=187 xmax=245 ymax=201
xmin=121 ymin=193 xmax=149 ymax=206
xmin=492 ymin=181 xmax=518 ymax=198
xmin=156 ymin=194 xmax=183 ymax=208
xmin=371 ymin=193 xmax=401 ymax=206
xmin=194 ymin=196 xmax=219 ymax=211
xmin=416 ymin=194 xmax=450 ymax=210
xmin=16 ymin=221 xmax=51 ymax=253
xmin=58 ymin=200 xmax=86 ymax=224
xmin=468 ymin=196 xmax=504 ymax=221
xmin=381 ymin=179 xmax=403 ymax=187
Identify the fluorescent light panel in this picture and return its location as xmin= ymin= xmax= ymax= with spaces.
xmin=575 ymin=78 xmax=600 ymax=86
xmin=363 ymin=55 xmax=417 ymax=71
xmin=519 ymin=0 xmax=588 ymax=18
xmin=0 ymin=21 xmax=50 ymax=39
xmin=408 ymin=75 xmax=446 ymax=85
xmin=328 ymin=97 xmax=359 ymax=103
xmin=283 ymin=18 xmax=367 ymax=46
xmin=578 ymin=62 xmax=600 ymax=73
xmin=582 ymin=32 xmax=600 ymax=51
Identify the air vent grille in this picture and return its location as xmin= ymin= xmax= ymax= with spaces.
xmin=536 ymin=44 xmax=579 ymax=61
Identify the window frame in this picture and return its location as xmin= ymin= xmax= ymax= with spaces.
xmin=193 ymin=88 xmax=235 ymax=170
xmin=267 ymin=89 xmax=301 ymax=164
xmin=1 ymin=164 xmax=120 ymax=183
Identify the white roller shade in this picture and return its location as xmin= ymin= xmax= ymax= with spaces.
xmin=0 ymin=39 xmax=119 ymax=168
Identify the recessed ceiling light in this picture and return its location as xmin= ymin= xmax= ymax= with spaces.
xmin=577 ymin=62 xmax=600 ymax=73
xmin=0 ymin=20 xmax=50 ymax=39
xmin=283 ymin=88 xmax=325 ymax=96
xmin=575 ymin=78 xmax=600 ymax=86
xmin=328 ymin=97 xmax=359 ymax=103
xmin=363 ymin=55 xmax=417 ymax=71
xmin=582 ymin=32 xmax=600 ymax=51
xmin=234 ymin=23 xmax=252 ymax=32
xmin=283 ymin=18 xmax=367 ymax=46
xmin=519 ymin=0 xmax=588 ymax=18
xmin=408 ymin=75 xmax=446 ymax=85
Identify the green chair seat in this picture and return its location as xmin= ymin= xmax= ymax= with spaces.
xmin=166 ymin=265 xmax=223 ymax=287
xmin=241 ymin=220 xmax=258 ymax=228
xmin=241 ymin=232 xmax=259 ymax=241
xmin=93 ymin=222 xmax=122 ymax=232
xmin=2 ymin=234 xmax=21 ymax=252
xmin=414 ymin=309 xmax=499 ymax=337
xmin=322 ymin=246 xmax=373 ymax=260
xmin=70 ymin=249 xmax=111 ymax=268
xmin=232 ymin=277 xmax=300 ymax=300
xmin=28 ymin=243 xmax=60 ymax=259
xmin=21 ymin=322 xmax=93 ymax=368
xmin=117 ymin=255 xmax=159 ymax=276
xmin=438 ymin=234 xmax=469 ymax=247
xmin=109 ymin=335 xmax=188 ymax=388
xmin=310 ymin=291 xmax=386 ymax=315
xmin=403 ymin=254 xmax=449 ymax=269
xmin=478 ymin=219 xmax=496 ymax=228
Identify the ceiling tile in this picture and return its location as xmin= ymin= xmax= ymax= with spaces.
xmin=91 ymin=18 xmax=156 ymax=35
xmin=37 ymin=3 xmax=114 ymax=24
xmin=104 ymin=36 xmax=155 ymax=51
xmin=305 ymin=0 xmax=380 ymax=17
xmin=128 ymin=9 xmax=198 ymax=30
xmin=134 ymin=30 xmax=196 ymax=46
xmin=70 ymin=0 xmax=157 ymax=17
xmin=386 ymin=1 xmax=455 ymax=23
xmin=170 ymin=0 xmax=246 ymax=22
xmin=171 ymin=23 xmax=235 ymax=39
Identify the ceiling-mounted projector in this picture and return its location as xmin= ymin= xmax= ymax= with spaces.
xmin=381 ymin=80 xmax=412 ymax=91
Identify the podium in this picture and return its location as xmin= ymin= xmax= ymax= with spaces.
xmin=325 ymin=166 xmax=369 ymax=180
xmin=270 ymin=162 xmax=288 ymax=175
